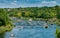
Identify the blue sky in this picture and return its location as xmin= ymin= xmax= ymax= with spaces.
xmin=0 ymin=0 xmax=60 ymax=8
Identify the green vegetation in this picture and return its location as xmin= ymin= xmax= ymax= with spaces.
xmin=0 ymin=5 xmax=59 ymax=20
xmin=7 ymin=5 xmax=59 ymax=19
xmin=0 ymin=25 xmax=13 ymax=38
xmin=56 ymin=28 xmax=60 ymax=38
xmin=0 ymin=6 xmax=58 ymax=26
xmin=7 ymin=5 xmax=60 ymax=25
xmin=0 ymin=5 xmax=60 ymax=38
xmin=0 ymin=9 xmax=13 ymax=38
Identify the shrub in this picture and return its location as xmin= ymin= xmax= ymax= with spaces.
xmin=56 ymin=28 xmax=60 ymax=38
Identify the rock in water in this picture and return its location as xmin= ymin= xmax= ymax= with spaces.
xmin=44 ymin=23 xmax=48 ymax=28
xmin=10 ymin=33 xmax=14 ymax=37
xmin=29 ymin=19 xmax=32 ymax=21
xmin=17 ymin=26 xmax=24 ymax=29
xmin=44 ymin=25 xmax=48 ymax=28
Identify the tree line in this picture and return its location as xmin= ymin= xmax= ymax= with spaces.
xmin=0 ymin=5 xmax=60 ymax=19
xmin=6 ymin=5 xmax=60 ymax=19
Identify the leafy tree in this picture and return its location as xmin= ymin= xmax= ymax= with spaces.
xmin=0 ymin=9 xmax=9 ymax=26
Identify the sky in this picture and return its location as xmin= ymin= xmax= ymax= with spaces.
xmin=0 ymin=0 xmax=60 ymax=8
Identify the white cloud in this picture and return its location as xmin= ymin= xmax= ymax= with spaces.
xmin=41 ymin=1 xmax=57 ymax=4
xmin=40 ymin=1 xmax=58 ymax=6
xmin=11 ymin=0 xmax=17 ymax=5
xmin=11 ymin=3 xmax=16 ymax=5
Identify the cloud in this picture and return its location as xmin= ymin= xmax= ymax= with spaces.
xmin=40 ymin=1 xmax=58 ymax=6
xmin=11 ymin=0 xmax=17 ymax=5
xmin=0 ymin=0 xmax=60 ymax=8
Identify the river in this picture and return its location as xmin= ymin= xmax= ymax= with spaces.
xmin=4 ymin=20 xmax=57 ymax=38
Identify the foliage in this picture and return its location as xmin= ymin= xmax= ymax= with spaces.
xmin=0 ymin=8 xmax=13 ymax=38
xmin=6 ymin=5 xmax=60 ymax=19
xmin=56 ymin=28 xmax=60 ymax=38
xmin=0 ymin=25 xmax=14 ymax=38
xmin=0 ymin=5 xmax=60 ymax=38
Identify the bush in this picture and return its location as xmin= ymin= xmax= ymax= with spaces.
xmin=57 ymin=32 xmax=60 ymax=38
xmin=0 ymin=19 xmax=5 ymax=26
xmin=56 ymin=28 xmax=60 ymax=38
xmin=0 ymin=9 xmax=10 ymax=26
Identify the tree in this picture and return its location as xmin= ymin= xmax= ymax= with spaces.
xmin=0 ymin=9 xmax=9 ymax=26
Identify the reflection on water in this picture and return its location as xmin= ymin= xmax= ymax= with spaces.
xmin=5 ymin=20 xmax=57 ymax=38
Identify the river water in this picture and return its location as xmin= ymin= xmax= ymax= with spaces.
xmin=4 ymin=20 xmax=57 ymax=38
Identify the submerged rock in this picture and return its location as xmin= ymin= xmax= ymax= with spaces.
xmin=51 ymin=24 xmax=53 ymax=25
xmin=17 ymin=26 xmax=24 ymax=29
xmin=10 ymin=33 xmax=14 ymax=37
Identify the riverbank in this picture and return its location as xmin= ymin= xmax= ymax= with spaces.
xmin=17 ymin=17 xmax=60 ymax=26
xmin=0 ymin=25 xmax=14 ymax=38
xmin=56 ymin=28 xmax=60 ymax=38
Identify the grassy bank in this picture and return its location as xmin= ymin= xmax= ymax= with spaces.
xmin=0 ymin=25 xmax=14 ymax=38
